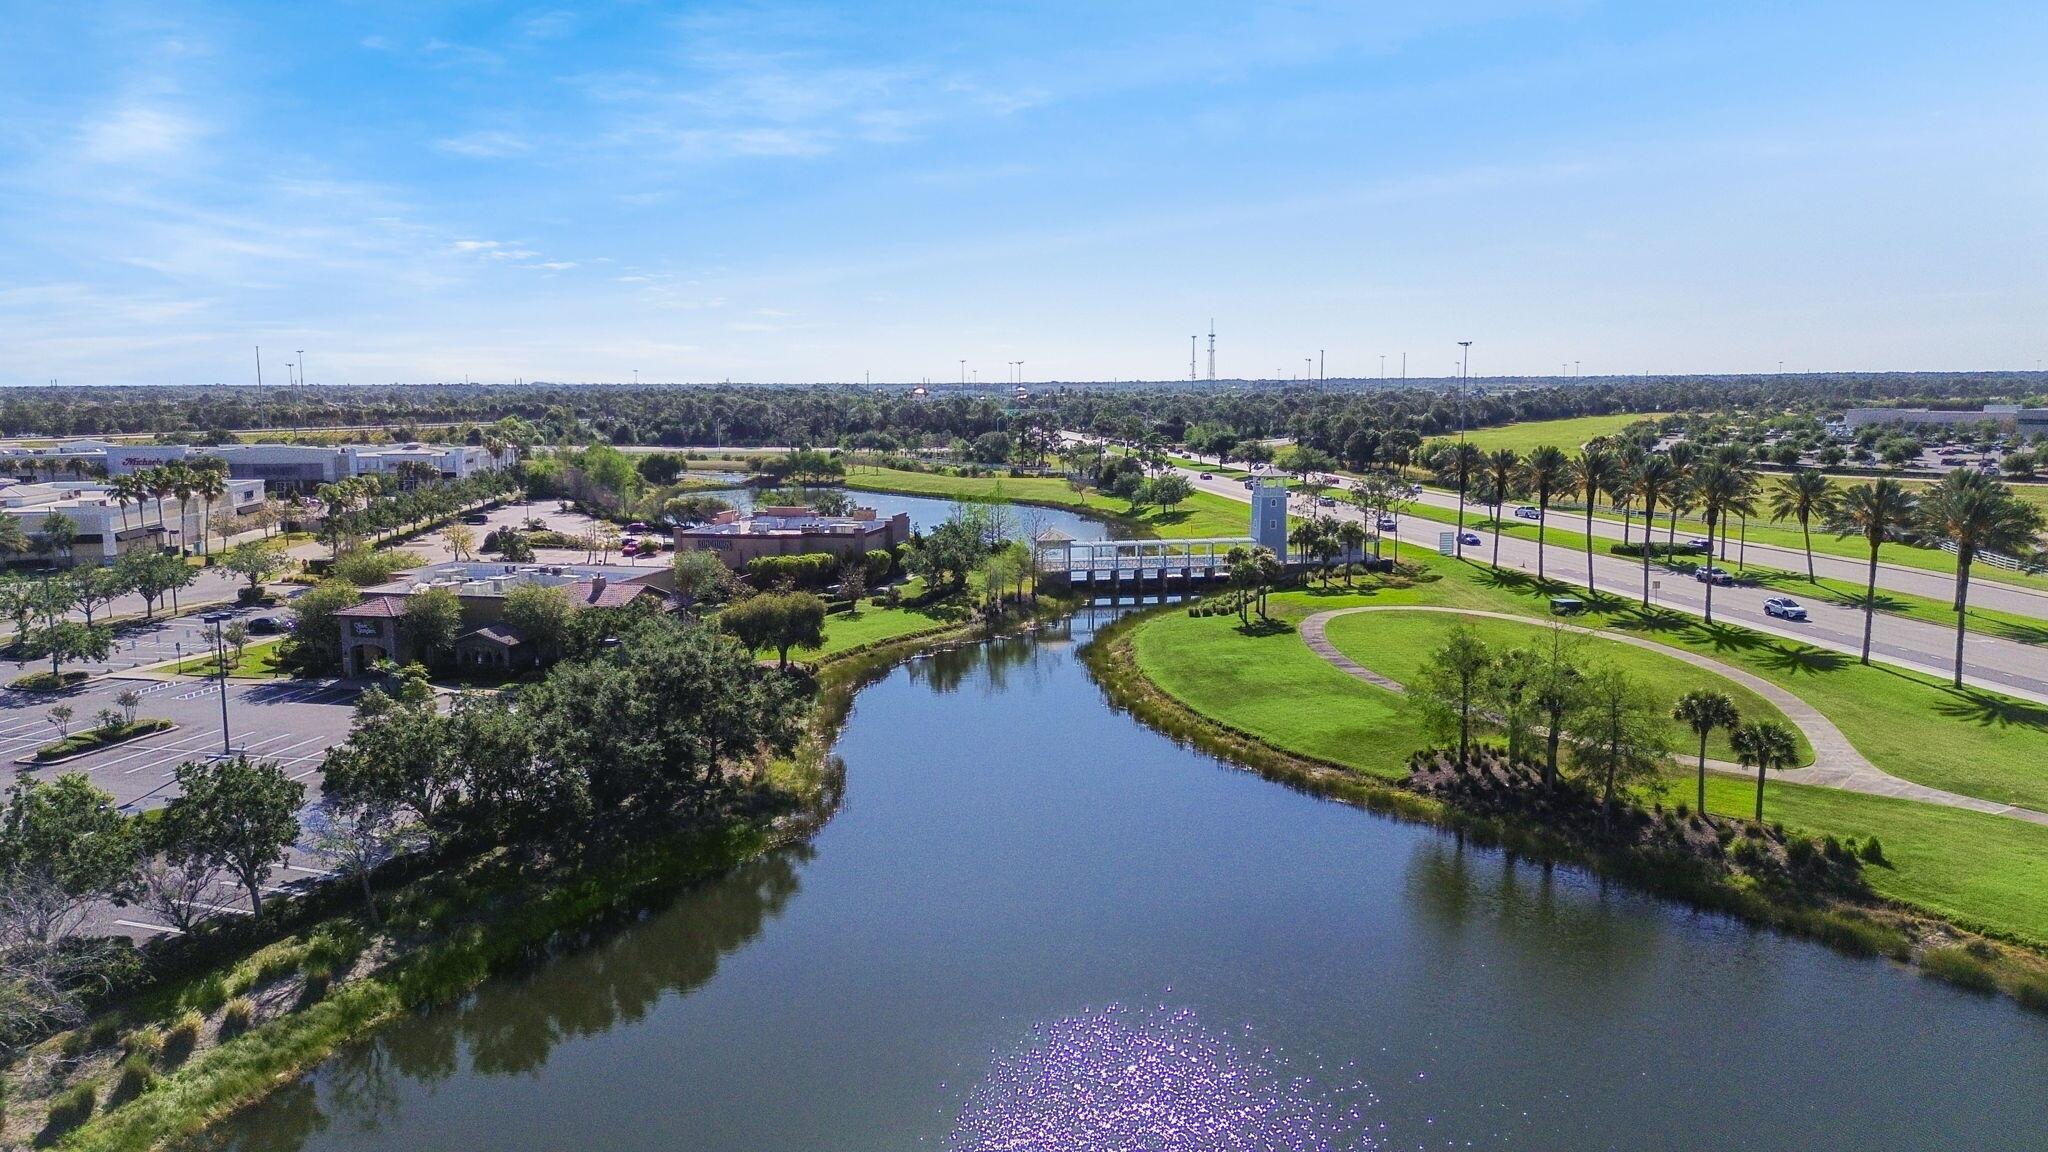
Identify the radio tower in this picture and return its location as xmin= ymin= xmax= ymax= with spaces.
xmin=1190 ymin=335 xmax=1198 ymax=381
xmin=1206 ymin=320 xmax=1216 ymax=381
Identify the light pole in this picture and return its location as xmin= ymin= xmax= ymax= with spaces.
xmin=297 ymin=350 xmax=306 ymax=387
xmin=959 ymin=360 xmax=966 ymax=385
xmin=201 ymin=611 xmax=235 ymax=755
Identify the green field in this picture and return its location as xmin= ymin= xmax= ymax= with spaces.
xmin=1319 ymin=609 xmax=1812 ymax=764
xmin=1125 ymin=551 xmax=2048 ymax=944
xmin=1454 ymin=412 xmax=1666 ymax=455
xmin=170 ymin=639 xmax=288 ymax=678
xmin=845 ymin=465 xmax=1249 ymax=538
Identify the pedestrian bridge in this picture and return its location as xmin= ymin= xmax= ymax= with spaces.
xmin=1032 ymin=533 xmax=1254 ymax=587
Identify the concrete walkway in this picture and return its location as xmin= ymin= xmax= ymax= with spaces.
xmin=1299 ymin=605 xmax=2048 ymax=828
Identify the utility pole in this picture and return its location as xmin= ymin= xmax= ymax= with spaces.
xmin=1191 ymin=335 xmax=1198 ymax=382
xmin=960 ymin=359 xmax=966 ymax=385
xmin=297 ymin=350 xmax=306 ymax=387
xmin=1401 ymin=352 xmax=1406 ymax=379
xmin=1207 ymin=320 xmax=1215 ymax=381
xmin=1319 ymin=349 xmax=1324 ymax=383
xmin=255 ymin=346 xmax=262 ymax=387
xmin=1379 ymin=354 xmax=1385 ymax=380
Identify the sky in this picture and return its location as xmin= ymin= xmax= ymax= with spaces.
xmin=1 ymin=1 xmax=2044 ymax=387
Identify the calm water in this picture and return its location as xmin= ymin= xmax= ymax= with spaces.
xmin=705 ymin=485 xmax=1117 ymax=541
xmin=198 ymin=614 xmax=2048 ymax=1151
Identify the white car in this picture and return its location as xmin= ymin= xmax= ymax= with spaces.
xmin=1763 ymin=596 xmax=1808 ymax=621
xmin=1513 ymin=505 xmax=1541 ymax=520
xmin=1376 ymin=516 xmax=1398 ymax=531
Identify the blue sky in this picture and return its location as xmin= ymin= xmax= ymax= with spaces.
xmin=2 ymin=1 xmax=2043 ymax=385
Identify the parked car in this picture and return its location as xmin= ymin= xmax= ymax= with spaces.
xmin=1376 ymin=516 xmax=1398 ymax=531
xmin=1459 ymin=531 xmax=1483 ymax=546
xmin=626 ymin=521 xmax=649 ymax=532
xmin=1694 ymin=566 xmax=1734 ymax=585
xmin=1682 ymin=537 xmax=1712 ymax=552
xmin=1763 ymin=596 xmax=1808 ymax=620
xmin=1513 ymin=505 xmax=1540 ymax=520
xmin=246 ymin=616 xmax=284 ymax=635
xmin=461 ymin=513 xmax=489 ymax=525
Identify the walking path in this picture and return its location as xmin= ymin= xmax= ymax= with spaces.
xmin=1299 ymin=605 xmax=2048 ymax=827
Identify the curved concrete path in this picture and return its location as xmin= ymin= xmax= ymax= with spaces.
xmin=1300 ymin=606 xmax=2048 ymax=828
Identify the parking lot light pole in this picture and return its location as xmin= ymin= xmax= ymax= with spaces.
xmin=202 ymin=611 xmax=235 ymax=755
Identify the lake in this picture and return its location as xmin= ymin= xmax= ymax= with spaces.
xmin=193 ymin=612 xmax=2048 ymax=1151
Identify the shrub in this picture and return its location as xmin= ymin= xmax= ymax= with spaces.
xmin=746 ymin=551 xmax=841 ymax=590
xmin=61 ymin=1016 xmax=120 ymax=1057
xmin=123 ymin=1025 xmax=165 ymax=1063
xmin=1808 ymin=911 xmax=1909 ymax=960
xmin=219 ymin=996 xmax=256 ymax=1039
xmin=252 ymin=947 xmax=302 ymax=987
xmin=2015 ymin=973 xmax=2048 ymax=1013
xmin=187 ymin=973 xmax=229 ymax=1013
xmin=110 ymin=1053 xmax=158 ymax=1104
xmin=1922 ymin=946 xmax=1999 ymax=994
xmin=42 ymin=1082 xmax=96 ymax=1136
xmin=162 ymin=1011 xmax=203 ymax=1067
xmin=1859 ymin=836 xmax=1888 ymax=866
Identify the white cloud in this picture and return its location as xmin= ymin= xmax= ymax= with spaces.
xmin=78 ymin=102 xmax=205 ymax=164
xmin=437 ymin=130 xmax=533 ymax=158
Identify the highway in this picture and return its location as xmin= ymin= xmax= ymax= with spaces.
xmin=1165 ymin=460 xmax=2048 ymax=706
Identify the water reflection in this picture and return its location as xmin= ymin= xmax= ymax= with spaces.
xmin=188 ymin=850 xmax=808 ymax=1152
xmin=947 ymin=1005 xmax=1368 ymax=1152
xmin=906 ymin=625 xmax=1067 ymax=698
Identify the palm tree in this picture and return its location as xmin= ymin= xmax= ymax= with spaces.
xmin=1335 ymin=520 xmax=1367 ymax=584
xmin=1520 ymin=446 xmax=1570 ymax=583
xmin=1288 ymin=519 xmax=1329 ymax=585
xmin=1481 ymin=448 xmax=1520 ymax=570
xmin=1663 ymin=441 xmax=1699 ymax=551
xmin=1672 ymin=689 xmax=1740 ymax=815
xmin=1687 ymin=459 xmax=1754 ymax=624
xmin=1828 ymin=479 xmax=1918 ymax=665
xmin=110 ymin=473 xmax=143 ymax=532
xmin=1916 ymin=469 xmax=2044 ymax=687
xmin=1767 ymin=470 xmax=1839 ymax=582
xmin=0 ymin=513 xmax=29 ymax=563
xmin=193 ymin=467 xmax=228 ymax=554
xmin=1573 ymin=444 xmax=1620 ymax=598
xmin=1732 ymin=719 xmax=1799 ymax=824
xmin=1629 ymin=453 xmax=1676 ymax=609
xmin=1444 ymin=442 xmax=1483 ymax=560
xmin=1225 ymin=545 xmax=1255 ymax=625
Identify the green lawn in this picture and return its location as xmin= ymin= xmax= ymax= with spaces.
xmin=1454 ymin=412 xmax=1668 ymax=455
xmin=1319 ymin=609 xmax=1812 ymax=765
xmin=814 ymin=601 xmax=969 ymax=657
xmin=1128 ymin=570 xmax=2048 ymax=946
xmin=844 ymin=465 xmax=1249 ymax=538
xmin=170 ymin=639 xmax=288 ymax=678
xmin=1133 ymin=608 xmax=1423 ymax=779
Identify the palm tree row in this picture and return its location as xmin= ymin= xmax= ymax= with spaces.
xmin=1430 ymin=437 xmax=2046 ymax=688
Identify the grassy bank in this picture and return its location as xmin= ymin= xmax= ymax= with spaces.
xmin=843 ymin=464 xmax=1248 ymax=538
xmin=29 ymin=719 xmax=175 ymax=763
xmin=1097 ymin=596 xmax=2048 ymax=1013
xmin=1124 ymin=560 xmax=2048 ymax=948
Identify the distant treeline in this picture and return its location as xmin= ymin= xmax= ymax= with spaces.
xmin=3 ymin=374 xmax=2043 ymax=453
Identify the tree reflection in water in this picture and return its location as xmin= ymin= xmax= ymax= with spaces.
xmin=184 ymin=848 xmax=808 ymax=1152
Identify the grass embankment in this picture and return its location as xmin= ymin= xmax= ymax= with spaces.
xmin=31 ymin=719 xmax=175 ymax=763
xmin=843 ymin=464 xmax=1248 ymax=538
xmin=1127 ymin=552 xmax=2048 ymax=946
xmin=1318 ymin=609 xmax=1813 ymax=764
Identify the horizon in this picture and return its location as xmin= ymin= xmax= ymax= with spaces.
xmin=3 ymin=3 xmax=2044 ymax=385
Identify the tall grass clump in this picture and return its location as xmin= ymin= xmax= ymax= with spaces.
xmin=1922 ymin=945 xmax=1999 ymax=994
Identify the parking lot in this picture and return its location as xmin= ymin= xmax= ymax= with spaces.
xmin=9 ymin=597 xmax=305 ymax=679
xmin=0 ymin=674 xmax=358 ymax=813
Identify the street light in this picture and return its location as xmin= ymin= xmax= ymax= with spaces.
xmin=201 ymin=611 xmax=235 ymax=755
